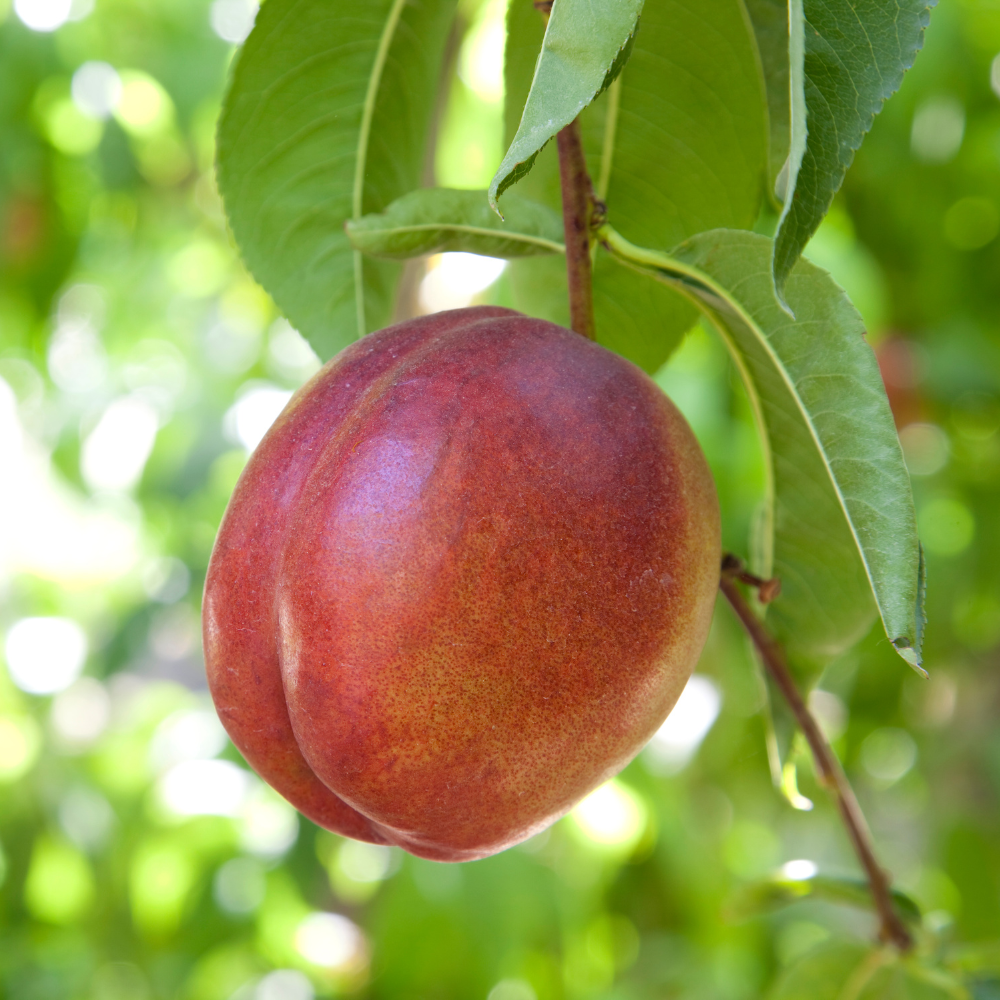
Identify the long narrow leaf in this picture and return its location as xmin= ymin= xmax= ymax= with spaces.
xmin=773 ymin=0 xmax=937 ymax=303
xmin=488 ymin=0 xmax=644 ymax=213
xmin=602 ymin=225 xmax=924 ymax=675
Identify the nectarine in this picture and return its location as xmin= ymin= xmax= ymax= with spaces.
xmin=203 ymin=306 xmax=719 ymax=861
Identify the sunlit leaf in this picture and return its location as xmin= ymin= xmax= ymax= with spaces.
xmin=488 ymin=0 xmax=644 ymax=213
xmin=773 ymin=0 xmax=937 ymax=303
xmin=601 ymin=226 xmax=923 ymax=675
xmin=216 ymin=0 xmax=458 ymax=360
xmin=346 ymin=188 xmax=563 ymax=259
xmin=502 ymin=0 xmax=769 ymax=372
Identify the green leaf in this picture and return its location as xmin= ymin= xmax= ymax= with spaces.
xmin=501 ymin=0 xmax=769 ymax=373
xmin=345 ymin=188 xmax=564 ymax=259
xmin=743 ymin=0 xmax=791 ymax=198
xmin=948 ymin=942 xmax=1000 ymax=977
xmin=216 ymin=0 xmax=458 ymax=360
xmin=768 ymin=942 xmax=970 ymax=1000
xmin=729 ymin=871 xmax=921 ymax=924
xmin=601 ymin=225 xmax=923 ymax=675
xmin=773 ymin=0 xmax=937 ymax=302
xmin=488 ymin=0 xmax=644 ymax=213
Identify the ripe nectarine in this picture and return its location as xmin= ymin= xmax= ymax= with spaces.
xmin=203 ymin=306 xmax=719 ymax=861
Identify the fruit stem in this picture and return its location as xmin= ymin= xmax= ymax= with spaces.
xmin=556 ymin=118 xmax=597 ymax=340
xmin=535 ymin=0 xmax=597 ymax=340
xmin=719 ymin=558 xmax=915 ymax=953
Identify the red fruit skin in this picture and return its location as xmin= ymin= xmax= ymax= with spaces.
xmin=204 ymin=306 xmax=720 ymax=861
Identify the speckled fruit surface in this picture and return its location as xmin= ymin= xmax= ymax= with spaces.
xmin=203 ymin=306 xmax=720 ymax=861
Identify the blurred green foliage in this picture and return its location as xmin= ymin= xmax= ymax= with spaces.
xmin=0 ymin=0 xmax=998 ymax=997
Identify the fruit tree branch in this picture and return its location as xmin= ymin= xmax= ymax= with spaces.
xmin=719 ymin=556 xmax=914 ymax=952
xmin=535 ymin=0 xmax=597 ymax=340
xmin=556 ymin=118 xmax=597 ymax=340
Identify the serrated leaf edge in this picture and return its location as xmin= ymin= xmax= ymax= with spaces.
xmin=600 ymin=224 xmax=920 ymax=669
xmin=488 ymin=2 xmax=642 ymax=215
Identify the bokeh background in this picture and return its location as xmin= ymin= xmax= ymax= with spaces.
xmin=1 ymin=0 xmax=998 ymax=997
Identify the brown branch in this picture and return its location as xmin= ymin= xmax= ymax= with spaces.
xmin=533 ymin=1 xmax=596 ymax=339
xmin=556 ymin=119 xmax=597 ymax=340
xmin=719 ymin=558 xmax=914 ymax=952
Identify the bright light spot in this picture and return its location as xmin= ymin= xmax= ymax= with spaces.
xmin=459 ymin=0 xmax=506 ymax=103
xmin=860 ymin=728 xmax=917 ymax=786
xmin=0 ymin=376 xmax=24 ymax=473
xmin=42 ymin=99 xmax=103 ymax=155
xmin=58 ymin=785 xmax=115 ymax=851
xmin=780 ymin=761 xmax=813 ymax=812
xmin=50 ymin=677 xmax=111 ymax=750
xmin=14 ymin=0 xmax=71 ymax=31
xmin=123 ymin=339 xmax=188 ymax=415
xmin=781 ymin=859 xmax=818 ymax=881
xmin=141 ymin=556 xmax=191 ymax=604
xmin=159 ymin=759 xmax=253 ymax=817
xmin=224 ymin=385 xmax=293 ymax=453
xmin=900 ymin=423 xmax=949 ymax=477
xmin=488 ymin=979 xmax=537 ymax=1000
xmin=295 ymin=911 xmax=367 ymax=971
xmin=337 ymin=840 xmax=394 ymax=883
xmin=992 ymin=54 xmax=1000 ymax=101
xmin=213 ymin=857 xmax=266 ymax=914
xmin=81 ymin=395 xmax=159 ymax=492
xmin=168 ymin=240 xmax=230 ymax=297
xmin=239 ymin=785 xmax=299 ymax=858
xmin=149 ymin=709 xmax=228 ymax=772
xmin=129 ymin=841 xmax=196 ymax=936
xmin=5 ymin=617 xmax=88 ymax=695
xmin=114 ymin=71 xmax=172 ymax=135
xmin=24 ymin=836 xmax=95 ymax=924
xmin=47 ymin=321 xmax=106 ymax=392
xmin=644 ymin=674 xmax=722 ymax=774
xmin=48 ymin=284 xmax=107 ymax=393
xmin=210 ymin=0 xmax=258 ymax=43
xmin=919 ymin=497 xmax=974 ymax=556
xmin=267 ymin=319 xmax=321 ymax=383
xmin=911 ymin=96 xmax=965 ymax=164
xmin=72 ymin=61 xmax=122 ymax=119
xmin=256 ymin=969 xmax=314 ymax=1000
xmin=0 ymin=715 xmax=42 ymax=781
xmin=570 ymin=779 xmax=647 ymax=849
xmin=0 ymin=379 xmax=140 ymax=585
xmin=419 ymin=252 xmax=506 ymax=313
xmin=807 ymin=689 xmax=847 ymax=742
xmin=204 ymin=318 xmax=261 ymax=373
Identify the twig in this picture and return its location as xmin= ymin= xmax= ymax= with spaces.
xmin=556 ymin=119 xmax=597 ymax=340
xmin=719 ymin=556 xmax=914 ymax=952
xmin=534 ymin=1 xmax=596 ymax=339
